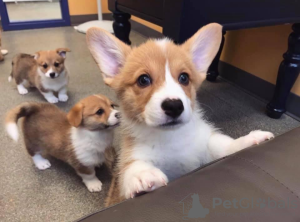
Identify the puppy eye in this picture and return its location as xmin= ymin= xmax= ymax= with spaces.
xmin=178 ymin=73 xmax=189 ymax=85
xmin=96 ymin=109 xmax=104 ymax=115
xmin=137 ymin=74 xmax=151 ymax=87
xmin=42 ymin=64 xmax=48 ymax=69
xmin=54 ymin=62 xmax=59 ymax=67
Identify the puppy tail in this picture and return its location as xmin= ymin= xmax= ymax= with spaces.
xmin=5 ymin=102 xmax=40 ymax=142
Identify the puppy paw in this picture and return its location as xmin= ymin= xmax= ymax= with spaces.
xmin=125 ymin=168 xmax=168 ymax=199
xmin=34 ymin=158 xmax=51 ymax=170
xmin=85 ymin=179 xmax=102 ymax=192
xmin=58 ymin=94 xmax=68 ymax=102
xmin=248 ymin=130 xmax=274 ymax=145
xmin=1 ymin=49 xmax=8 ymax=55
xmin=240 ymin=130 xmax=274 ymax=149
xmin=18 ymin=88 xmax=28 ymax=95
xmin=46 ymin=97 xmax=59 ymax=104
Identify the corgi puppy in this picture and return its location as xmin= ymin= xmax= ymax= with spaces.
xmin=9 ymin=48 xmax=70 ymax=103
xmin=0 ymin=30 xmax=8 ymax=62
xmin=86 ymin=24 xmax=274 ymax=205
xmin=5 ymin=95 xmax=120 ymax=192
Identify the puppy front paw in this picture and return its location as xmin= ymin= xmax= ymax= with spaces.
xmin=1 ymin=49 xmax=8 ymax=55
xmin=18 ymin=88 xmax=28 ymax=95
xmin=243 ymin=130 xmax=274 ymax=148
xmin=84 ymin=179 xmax=102 ymax=192
xmin=34 ymin=158 xmax=51 ymax=170
xmin=125 ymin=168 xmax=168 ymax=199
xmin=59 ymin=94 xmax=69 ymax=102
xmin=46 ymin=96 xmax=59 ymax=103
xmin=248 ymin=130 xmax=274 ymax=144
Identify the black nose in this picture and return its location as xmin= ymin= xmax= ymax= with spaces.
xmin=161 ymin=99 xmax=184 ymax=119
xmin=50 ymin=72 xmax=55 ymax=78
xmin=115 ymin=112 xmax=121 ymax=119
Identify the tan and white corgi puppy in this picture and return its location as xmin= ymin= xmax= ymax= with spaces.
xmin=9 ymin=48 xmax=70 ymax=103
xmin=5 ymin=95 xmax=120 ymax=192
xmin=86 ymin=24 xmax=274 ymax=205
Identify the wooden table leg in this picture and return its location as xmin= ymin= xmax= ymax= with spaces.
xmin=206 ymin=31 xmax=226 ymax=82
xmin=266 ymin=24 xmax=300 ymax=119
xmin=112 ymin=11 xmax=131 ymax=45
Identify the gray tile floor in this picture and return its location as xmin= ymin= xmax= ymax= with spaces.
xmin=0 ymin=27 xmax=299 ymax=222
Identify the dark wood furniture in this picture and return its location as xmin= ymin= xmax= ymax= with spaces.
xmin=108 ymin=0 xmax=300 ymax=119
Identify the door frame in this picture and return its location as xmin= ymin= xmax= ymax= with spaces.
xmin=0 ymin=0 xmax=71 ymax=31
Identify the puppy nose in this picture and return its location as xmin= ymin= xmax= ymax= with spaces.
xmin=50 ymin=72 xmax=55 ymax=78
xmin=115 ymin=112 xmax=121 ymax=119
xmin=161 ymin=99 xmax=184 ymax=119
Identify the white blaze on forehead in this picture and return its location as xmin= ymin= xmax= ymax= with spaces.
xmin=155 ymin=38 xmax=171 ymax=53
xmin=164 ymin=61 xmax=185 ymax=100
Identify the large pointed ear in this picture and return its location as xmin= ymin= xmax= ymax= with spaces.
xmin=56 ymin=48 xmax=71 ymax=58
xmin=34 ymin=52 xmax=40 ymax=60
xmin=182 ymin=23 xmax=222 ymax=75
xmin=67 ymin=103 xmax=84 ymax=127
xmin=86 ymin=27 xmax=131 ymax=85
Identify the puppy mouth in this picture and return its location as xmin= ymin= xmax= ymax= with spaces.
xmin=159 ymin=120 xmax=181 ymax=128
xmin=104 ymin=122 xmax=120 ymax=129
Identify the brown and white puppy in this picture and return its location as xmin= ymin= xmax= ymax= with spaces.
xmin=0 ymin=30 xmax=8 ymax=62
xmin=86 ymin=24 xmax=274 ymax=206
xmin=5 ymin=95 xmax=120 ymax=192
xmin=9 ymin=48 xmax=70 ymax=103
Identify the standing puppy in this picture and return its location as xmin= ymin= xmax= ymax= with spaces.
xmin=0 ymin=30 xmax=8 ymax=62
xmin=9 ymin=48 xmax=70 ymax=103
xmin=5 ymin=95 xmax=120 ymax=192
xmin=86 ymin=24 xmax=274 ymax=205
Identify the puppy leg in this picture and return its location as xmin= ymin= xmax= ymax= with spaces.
xmin=121 ymin=160 xmax=168 ymax=199
xmin=208 ymin=130 xmax=274 ymax=160
xmin=105 ymin=175 xmax=125 ymax=207
xmin=1 ymin=49 xmax=8 ymax=55
xmin=58 ymin=87 xmax=68 ymax=102
xmin=41 ymin=91 xmax=58 ymax=103
xmin=17 ymin=81 xmax=29 ymax=95
xmin=32 ymin=153 xmax=51 ymax=170
xmin=76 ymin=166 xmax=102 ymax=192
xmin=23 ymin=137 xmax=51 ymax=170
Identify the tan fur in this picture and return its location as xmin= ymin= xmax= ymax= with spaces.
xmin=5 ymin=95 xmax=117 ymax=176
xmin=86 ymin=24 xmax=222 ymax=206
xmin=104 ymin=146 xmax=117 ymax=172
xmin=67 ymin=103 xmax=84 ymax=127
xmin=10 ymin=48 xmax=70 ymax=91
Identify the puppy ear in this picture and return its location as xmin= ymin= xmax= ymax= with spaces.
xmin=34 ymin=52 xmax=40 ymax=60
xmin=56 ymin=48 xmax=71 ymax=58
xmin=182 ymin=23 xmax=222 ymax=75
xmin=86 ymin=27 xmax=131 ymax=84
xmin=67 ymin=103 xmax=84 ymax=127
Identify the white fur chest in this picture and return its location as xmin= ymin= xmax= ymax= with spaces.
xmin=129 ymin=114 xmax=214 ymax=181
xmin=71 ymin=127 xmax=113 ymax=167
xmin=39 ymin=70 xmax=68 ymax=92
